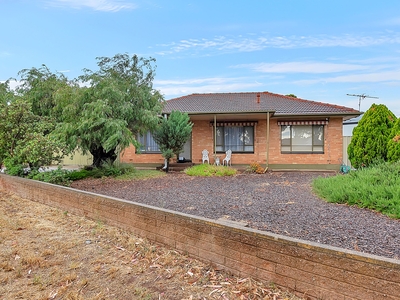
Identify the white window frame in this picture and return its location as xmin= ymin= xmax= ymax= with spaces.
xmin=137 ymin=132 xmax=161 ymax=153
xmin=281 ymin=125 xmax=324 ymax=154
xmin=216 ymin=125 xmax=254 ymax=153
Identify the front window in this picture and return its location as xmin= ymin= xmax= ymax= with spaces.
xmin=216 ymin=126 xmax=254 ymax=153
xmin=281 ymin=125 xmax=324 ymax=153
xmin=137 ymin=132 xmax=160 ymax=153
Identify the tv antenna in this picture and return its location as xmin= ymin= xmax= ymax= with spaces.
xmin=346 ymin=93 xmax=379 ymax=111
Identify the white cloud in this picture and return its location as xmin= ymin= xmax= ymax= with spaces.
xmin=235 ymin=62 xmax=368 ymax=74
xmin=156 ymin=32 xmax=400 ymax=56
xmin=0 ymin=79 xmax=20 ymax=90
xmin=48 ymin=0 xmax=136 ymax=12
xmin=0 ymin=51 xmax=11 ymax=57
xmin=154 ymin=77 xmax=263 ymax=98
xmin=381 ymin=18 xmax=400 ymax=26
xmin=295 ymin=70 xmax=400 ymax=85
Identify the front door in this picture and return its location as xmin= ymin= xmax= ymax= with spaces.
xmin=179 ymin=133 xmax=192 ymax=161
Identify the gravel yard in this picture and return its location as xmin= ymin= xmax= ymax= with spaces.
xmin=71 ymin=171 xmax=400 ymax=260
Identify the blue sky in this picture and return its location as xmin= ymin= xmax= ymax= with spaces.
xmin=1 ymin=0 xmax=400 ymax=116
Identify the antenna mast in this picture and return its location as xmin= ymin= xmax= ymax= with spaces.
xmin=347 ymin=93 xmax=379 ymax=111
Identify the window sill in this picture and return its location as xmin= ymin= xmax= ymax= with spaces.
xmin=281 ymin=151 xmax=324 ymax=154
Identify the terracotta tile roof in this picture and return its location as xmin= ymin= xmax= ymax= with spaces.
xmin=163 ymin=91 xmax=361 ymax=117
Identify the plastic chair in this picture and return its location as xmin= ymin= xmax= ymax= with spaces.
xmin=222 ymin=149 xmax=232 ymax=166
xmin=202 ymin=149 xmax=209 ymax=164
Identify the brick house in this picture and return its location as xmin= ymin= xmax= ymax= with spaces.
xmin=120 ymin=92 xmax=361 ymax=171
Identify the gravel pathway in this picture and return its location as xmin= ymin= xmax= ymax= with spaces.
xmin=71 ymin=172 xmax=400 ymax=260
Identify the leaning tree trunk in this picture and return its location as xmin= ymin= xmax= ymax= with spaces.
xmin=90 ymin=146 xmax=117 ymax=168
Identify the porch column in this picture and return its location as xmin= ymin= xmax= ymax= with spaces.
xmin=266 ymin=112 xmax=270 ymax=170
xmin=214 ymin=115 xmax=217 ymax=156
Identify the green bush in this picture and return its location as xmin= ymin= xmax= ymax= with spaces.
xmin=387 ymin=118 xmax=400 ymax=162
xmin=5 ymin=164 xmax=27 ymax=177
xmin=184 ymin=164 xmax=237 ymax=177
xmin=98 ymin=160 xmax=136 ymax=177
xmin=4 ymin=159 xmax=138 ymax=185
xmin=67 ymin=163 xmax=137 ymax=180
xmin=348 ymin=104 xmax=397 ymax=168
xmin=68 ymin=169 xmax=93 ymax=181
xmin=312 ymin=161 xmax=400 ymax=218
xmin=30 ymin=167 xmax=72 ymax=186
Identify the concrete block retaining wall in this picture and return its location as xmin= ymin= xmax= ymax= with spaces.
xmin=1 ymin=174 xmax=399 ymax=300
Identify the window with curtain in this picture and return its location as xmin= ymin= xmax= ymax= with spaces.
xmin=281 ymin=125 xmax=324 ymax=153
xmin=216 ymin=126 xmax=254 ymax=153
xmin=137 ymin=132 xmax=161 ymax=153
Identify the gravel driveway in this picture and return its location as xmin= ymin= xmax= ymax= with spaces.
xmin=71 ymin=171 xmax=400 ymax=260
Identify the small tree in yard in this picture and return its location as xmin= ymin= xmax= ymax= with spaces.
xmin=387 ymin=118 xmax=400 ymax=162
xmin=152 ymin=111 xmax=193 ymax=172
xmin=348 ymin=103 xmax=397 ymax=168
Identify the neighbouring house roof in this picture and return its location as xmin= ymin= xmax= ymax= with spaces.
xmin=343 ymin=114 xmax=364 ymax=125
xmin=163 ymin=91 xmax=361 ymax=118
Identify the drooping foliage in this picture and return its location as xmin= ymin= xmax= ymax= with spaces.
xmin=17 ymin=65 xmax=72 ymax=121
xmin=152 ymin=111 xmax=193 ymax=172
xmin=57 ymin=53 xmax=164 ymax=167
xmin=348 ymin=103 xmax=397 ymax=168
xmin=0 ymin=54 xmax=164 ymax=172
xmin=387 ymin=118 xmax=400 ymax=162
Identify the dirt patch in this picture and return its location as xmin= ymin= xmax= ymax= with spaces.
xmin=0 ymin=191 xmax=301 ymax=300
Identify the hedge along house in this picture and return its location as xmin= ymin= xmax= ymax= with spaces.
xmin=120 ymin=92 xmax=362 ymax=171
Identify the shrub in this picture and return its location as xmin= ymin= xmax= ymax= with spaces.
xmin=246 ymin=162 xmax=265 ymax=174
xmin=30 ymin=167 xmax=72 ymax=186
xmin=348 ymin=104 xmax=397 ymax=168
xmin=387 ymin=118 xmax=400 ymax=162
xmin=312 ymin=161 xmax=400 ymax=218
xmin=5 ymin=164 xmax=27 ymax=177
xmin=68 ymin=169 xmax=93 ymax=181
xmin=99 ymin=160 xmax=136 ymax=177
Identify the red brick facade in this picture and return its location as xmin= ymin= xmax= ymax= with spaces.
xmin=120 ymin=116 xmax=344 ymax=170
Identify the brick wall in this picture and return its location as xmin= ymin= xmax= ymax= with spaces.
xmin=120 ymin=117 xmax=343 ymax=170
xmin=120 ymin=144 xmax=164 ymax=164
xmin=269 ymin=117 xmax=343 ymax=168
xmin=1 ymin=174 xmax=399 ymax=300
xmin=190 ymin=120 xmax=269 ymax=165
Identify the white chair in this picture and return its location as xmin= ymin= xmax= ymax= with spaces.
xmin=222 ymin=149 xmax=232 ymax=166
xmin=202 ymin=149 xmax=210 ymax=164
